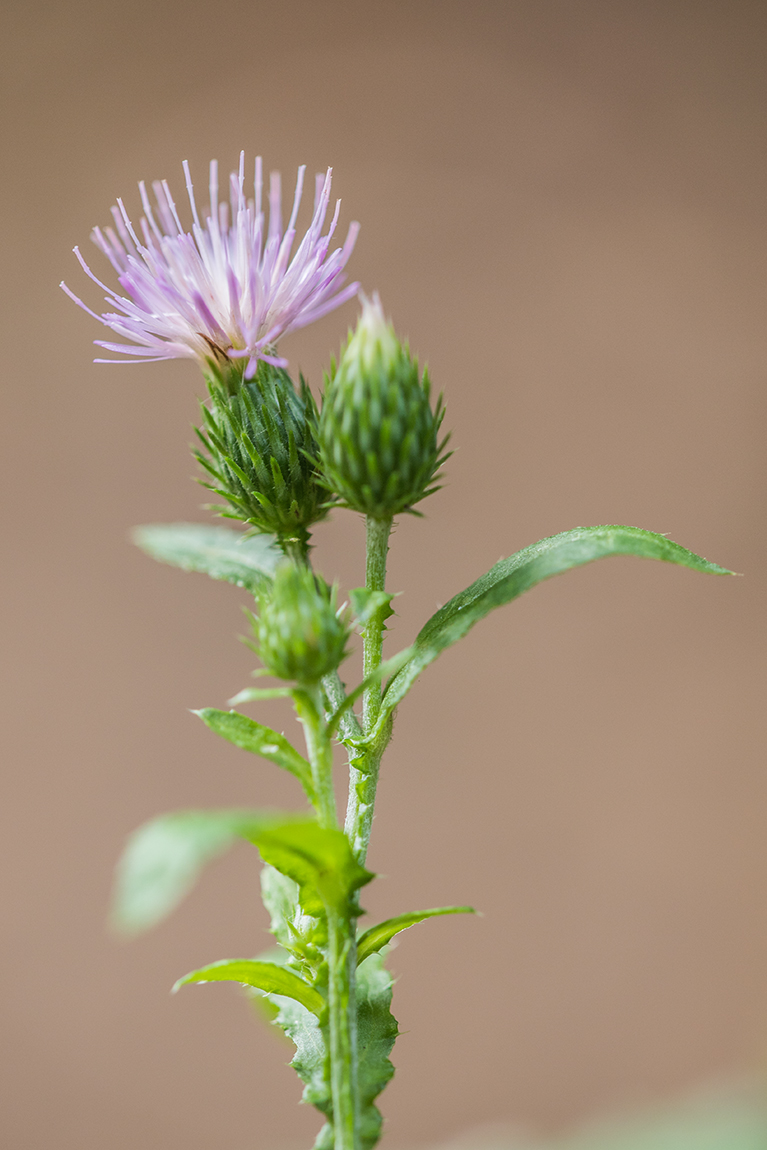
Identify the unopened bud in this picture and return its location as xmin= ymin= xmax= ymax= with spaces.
xmin=318 ymin=294 xmax=449 ymax=519
xmin=256 ymin=564 xmax=350 ymax=684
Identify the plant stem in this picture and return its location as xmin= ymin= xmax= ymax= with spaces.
xmin=282 ymin=532 xmax=311 ymax=567
xmin=344 ymin=515 xmax=393 ymax=865
xmin=301 ymin=518 xmax=393 ymax=1148
xmin=294 ymin=687 xmax=337 ymax=829
xmin=327 ymin=906 xmax=358 ymax=1150
xmin=323 ymin=670 xmax=364 ymax=742
xmin=295 ymin=684 xmax=359 ymax=1150
xmin=362 ymin=516 xmax=393 ymax=733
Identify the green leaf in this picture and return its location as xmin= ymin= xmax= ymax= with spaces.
xmin=194 ymin=709 xmax=314 ymax=799
xmin=251 ymin=822 xmax=374 ymax=918
xmin=356 ymin=954 xmax=399 ymax=1149
xmin=271 ymin=997 xmax=332 ymax=1130
xmin=356 ymin=905 xmax=475 ymax=966
xmin=173 ymin=958 xmax=325 ymax=1015
xmin=270 ymin=953 xmax=398 ymax=1150
xmin=380 ymin=525 xmax=734 ymax=723
xmin=132 ymin=523 xmax=281 ymax=593
xmin=111 ymin=809 xmax=313 ymax=935
xmin=228 ymin=687 xmax=295 ymax=703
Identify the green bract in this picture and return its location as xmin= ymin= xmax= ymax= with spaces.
xmin=195 ymin=358 xmax=329 ymax=555
xmin=318 ymin=295 xmax=449 ymax=518
xmin=257 ymin=564 xmax=351 ymax=684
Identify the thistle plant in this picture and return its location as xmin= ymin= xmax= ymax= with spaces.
xmin=64 ymin=151 xmax=734 ymax=1150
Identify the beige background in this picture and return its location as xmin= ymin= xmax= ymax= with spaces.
xmin=1 ymin=1 xmax=766 ymax=1147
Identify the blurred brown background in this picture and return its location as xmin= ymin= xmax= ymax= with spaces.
xmin=1 ymin=1 xmax=766 ymax=1147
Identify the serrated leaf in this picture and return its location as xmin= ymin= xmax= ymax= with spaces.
xmin=111 ymin=809 xmax=313 ymax=935
xmin=270 ymin=952 xmax=398 ymax=1150
xmin=356 ymin=906 xmax=475 ymax=965
xmin=356 ymin=953 xmax=399 ymax=1149
xmin=380 ymin=525 xmax=734 ymax=724
xmin=194 ymin=709 xmax=314 ymax=799
xmin=132 ymin=523 xmax=281 ymax=592
xmin=272 ymin=997 xmax=332 ymax=1128
xmin=251 ymin=822 xmax=374 ymax=918
xmin=173 ymin=958 xmax=325 ymax=1015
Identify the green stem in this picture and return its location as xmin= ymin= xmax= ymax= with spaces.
xmin=281 ymin=531 xmax=311 ymax=568
xmin=294 ymin=686 xmax=337 ymax=829
xmin=327 ymin=906 xmax=358 ymax=1150
xmin=344 ymin=515 xmax=393 ymax=865
xmin=295 ymin=684 xmax=358 ymax=1150
xmin=323 ymin=670 xmax=364 ymax=742
xmin=299 ymin=520 xmax=393 ymax=1147
xmin=362 ymin=516 xmax=393 ymax=732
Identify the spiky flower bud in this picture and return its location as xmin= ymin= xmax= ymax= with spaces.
xmin=195 ymin=359 xmax=330 ymax=556
xmin=318 ymin=294 xmax=449 ymax=519
xmin=256 ymin=564 xmax=350 ymax=684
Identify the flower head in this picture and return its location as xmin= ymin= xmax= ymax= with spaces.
xmin=256 ymin=564 xmax=350 ymax=684
xmin=318 ymin=293 xmax=450 ymax=518
xmin=61 ymin=153 xmax=360 ymax=377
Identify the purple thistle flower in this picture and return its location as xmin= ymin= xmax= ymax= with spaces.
xmin=61 ymin=153 xmax=360 ymax=378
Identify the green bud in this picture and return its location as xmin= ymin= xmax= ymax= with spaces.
xmin=318 ymin=294 xmax=450 ymax=518
xmin=256 ymin=564 xmax=350 ymax=684
xmin=195 ymin=358 xmax=330 ymax=556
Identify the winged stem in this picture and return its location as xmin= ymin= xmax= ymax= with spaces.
xmin=293 ymin=682 xmax=360 ymax=1149
xmin=344 ymin=515 xmax=394 ymax=865
xmin=327 ymin=904 xmax=359 ymax=1150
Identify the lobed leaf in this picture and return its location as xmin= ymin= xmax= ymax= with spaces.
xmin=132 ymin=523 xmax=280 ymax=593
xmin=173 ymin=958 xmax=325 ymax=1015
xmin=380 ymin=525 xmax=734 ymax=723
xmin=356 ymin=905 xmax=475 ymax=966
xmin=194 ymin=708 xmax=314 ymax=800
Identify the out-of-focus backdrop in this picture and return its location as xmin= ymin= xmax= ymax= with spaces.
xmin=2 ymin=2 xmax=766 ymax=1147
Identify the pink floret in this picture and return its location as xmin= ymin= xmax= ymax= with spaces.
xmin=61 ymin=153 xmax=360 ymax=376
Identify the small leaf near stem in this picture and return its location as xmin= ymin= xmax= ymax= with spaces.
xmin=356 ymin=906 xmax=475 ymax=966
xmin=132 ymin=523 xmax=280 ymax=592
xmin=173 ymin=958 xmax=325 ymax=1015
xmin=194 ymin=709 xmax=315 ymax=801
